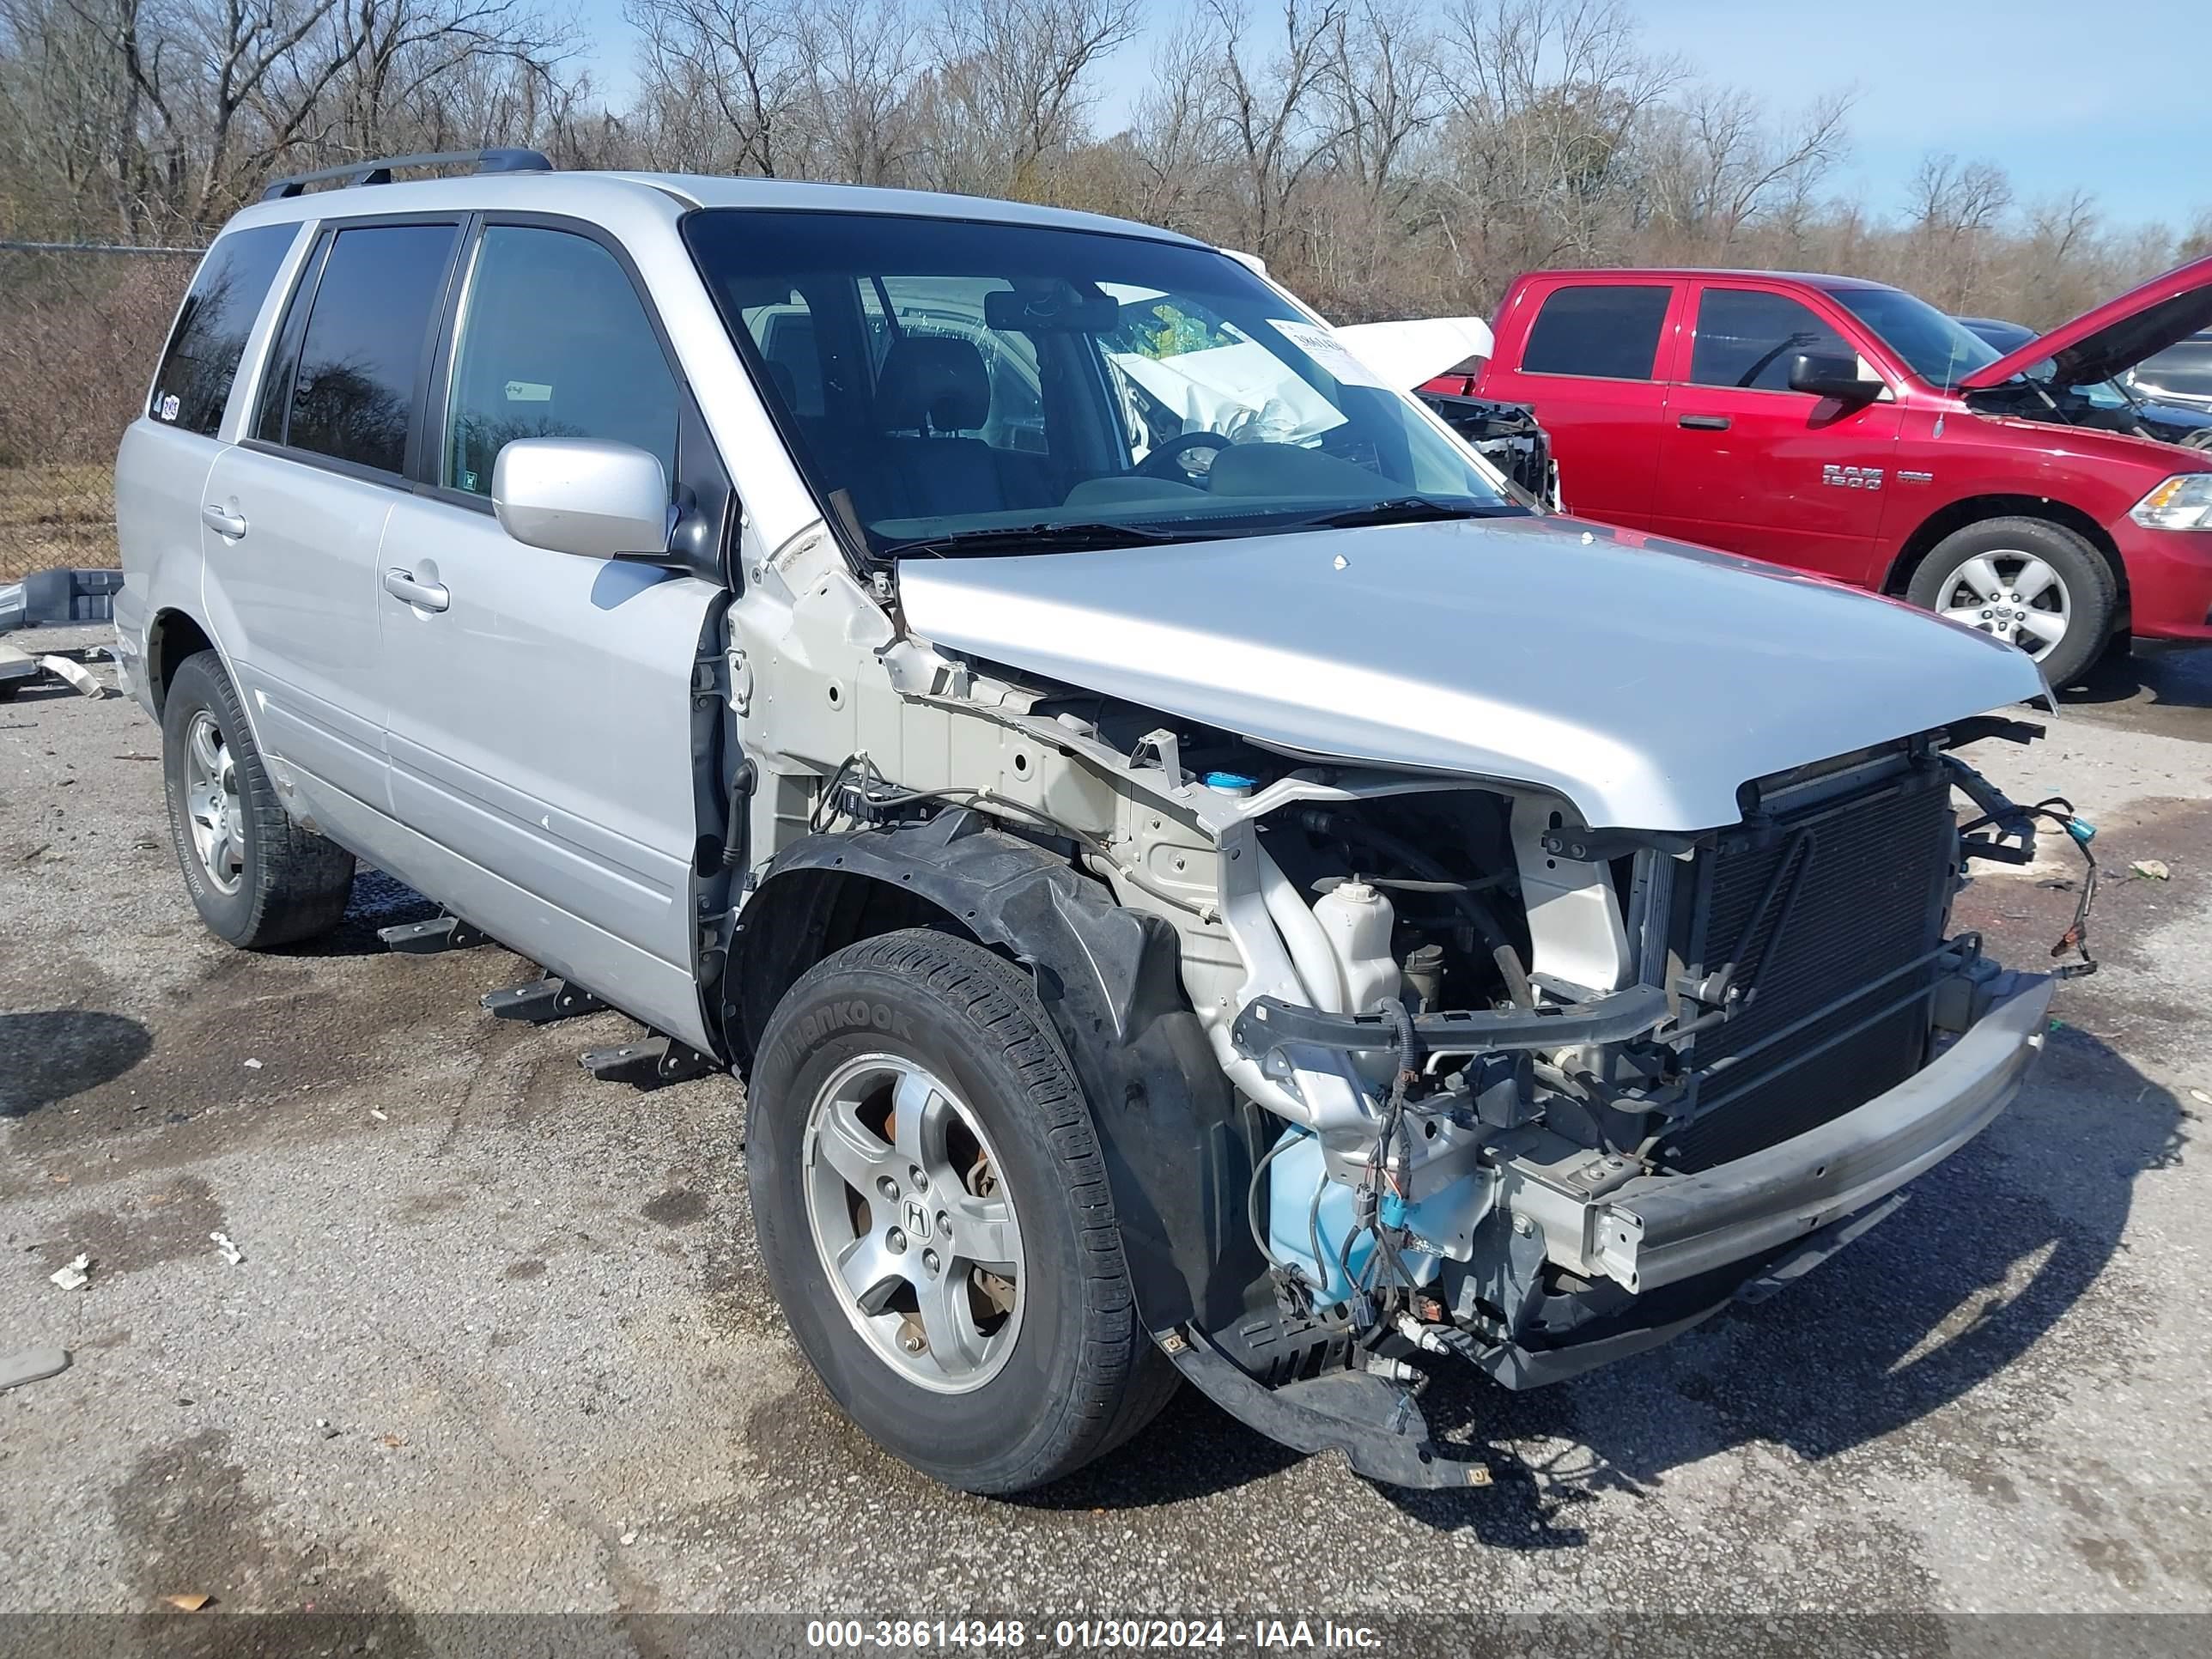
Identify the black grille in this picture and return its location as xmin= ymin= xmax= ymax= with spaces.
xmin=1667 ymin=761 xmax=1955 ymax=1170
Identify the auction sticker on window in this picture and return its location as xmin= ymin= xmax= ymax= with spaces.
xmin=1267 ymin=319 xmax=1388 ymax=388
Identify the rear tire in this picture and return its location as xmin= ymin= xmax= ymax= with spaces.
xmin=1906 ymin=516 xmax=2116 ymax=690
xmin=161 ymin=648 xmax=356 ymax=948
xmin=747 ymin=929 xmax=1176 ymax=1493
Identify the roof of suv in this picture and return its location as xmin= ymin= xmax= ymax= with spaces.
xmin=226 ymin=167 xmax=1204 ymax=247
xmin=1521 ymin=267 xmax=1894 ymax=292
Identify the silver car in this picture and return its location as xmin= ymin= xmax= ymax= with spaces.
xmin=113 ymin=149 xmax=2092 ymax=1493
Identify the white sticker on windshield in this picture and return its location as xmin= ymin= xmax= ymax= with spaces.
xmin=504 ymin=380 xmax=552 ymax=403
xmin=1269 ymin=319 xmax=1388 ymax=388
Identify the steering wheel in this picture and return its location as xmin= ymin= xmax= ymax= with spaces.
xmin=1134 ymin=430 xmax=1234 ymax=481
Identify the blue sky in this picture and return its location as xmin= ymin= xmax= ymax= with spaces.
xmin=569 ymin=0 xmax=2209 ymax=231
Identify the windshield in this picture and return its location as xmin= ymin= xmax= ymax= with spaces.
xmin=683 ymin=210 xmax=1519 ymax=556
xmin=1833 ymin=287 xmax=2003 ymax=389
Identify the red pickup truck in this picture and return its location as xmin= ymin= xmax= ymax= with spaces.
xmin=1439 ymin=258 xmax=2212 ymax=686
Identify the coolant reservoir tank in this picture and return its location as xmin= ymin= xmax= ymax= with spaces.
xmin=1311 ymin=880 xmax=1399 ymax=1013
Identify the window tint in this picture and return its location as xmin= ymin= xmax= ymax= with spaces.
xmin=149 ymin=225 xmax=298 ymax=437
xmin=444 ymin=227 xmax=678 ymax=497
xmin=284 ymin=223 xmax=459 ymax=474
xmin=1521 ymin=284 xmax=1672 ymax=380
xmin=1689 ymin=289 xmax=1853 ymax=391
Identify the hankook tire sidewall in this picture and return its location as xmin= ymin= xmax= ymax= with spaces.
xmin=750 ymin=964 xmax=1082 ymax=1480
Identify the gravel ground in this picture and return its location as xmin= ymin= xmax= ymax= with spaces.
xmin=3 ymin=624 xmax=2209 ymax=1639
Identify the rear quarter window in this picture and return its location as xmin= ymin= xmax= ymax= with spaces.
xmin=148 ymin=224 xmax=300 ymax=437
xmin=1520 ymin=283 xmax=1673 ymax=380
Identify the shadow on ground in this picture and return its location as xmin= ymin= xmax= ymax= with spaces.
xmin=2062 ymin=641 xmax=2212 ymax=718
xmin=0 ymin=1008 xmax=152 ymax=1117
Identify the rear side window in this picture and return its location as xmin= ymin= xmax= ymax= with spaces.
xmin=279 ymin=223 xmax=459 ymax=475
xmin=1689 ymin=289 xmax=1853 ymax=391
xmin=148 ymin=225 xmax=298 ymax=436
xmin=443 ymin=226 xmax=678 ymax=497
xmin=1520 ymin=284 xmax=1672 ymax=380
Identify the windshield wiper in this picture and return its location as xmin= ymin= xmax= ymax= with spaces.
xmin=1287 ymin=496 xmax=1512 ymax=531
xmin=878 ymin=520 xmax=1212 ymax=558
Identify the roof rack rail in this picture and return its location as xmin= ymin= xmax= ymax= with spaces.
xmin=260 ymin=148 xmax=553 ymax=203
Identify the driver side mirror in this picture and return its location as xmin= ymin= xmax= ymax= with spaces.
xmin=492 ymin=438 xmax=672 ymax=562
xmin=1788 ymin=352 xmax=1887 ymax=404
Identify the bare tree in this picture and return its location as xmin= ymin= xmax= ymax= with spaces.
xmin=626 ymin=0 xmax=809 ymax=176
xmin=1906 ymin=150 xmax=2014 ymax=309
xmin=1200 ymin=0 xmax=1347 ymax=264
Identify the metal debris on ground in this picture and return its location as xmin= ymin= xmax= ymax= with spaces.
xmin=160 ymin=1594 xmax=211 ymax=1613
xmin=48 ymin=1254 xmax=89 ymax=1291
xmin=2131 ymin=859 xmax=2172 ymax=880
xmin=242 ymin=1057 xmax=262 ymax=1069
xmin=37 ymin=655 xmax=105 ymax=698
xmin=0 ymin=1345 xmax=71 ymax=1392
xmin=210 ymin=1231 xmax=244 ymax=1266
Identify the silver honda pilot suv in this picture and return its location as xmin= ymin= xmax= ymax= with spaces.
xmin=113 ymin=149 xmax=2091 ymax=1493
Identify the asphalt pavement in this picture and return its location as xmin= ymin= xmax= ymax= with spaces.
xmin=3 ymin=624 xmax=2209 ymax=1641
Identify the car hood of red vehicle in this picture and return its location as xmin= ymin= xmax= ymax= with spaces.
xmin=1960 ymin=252 xmax=2212 ymax=391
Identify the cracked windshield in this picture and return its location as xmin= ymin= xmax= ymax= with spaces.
xmin=684 ymin=209 xmax=1521 ymax=556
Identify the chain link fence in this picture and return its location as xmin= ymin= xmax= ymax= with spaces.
xmin=0 ymin=241 xmax=202 ymax=582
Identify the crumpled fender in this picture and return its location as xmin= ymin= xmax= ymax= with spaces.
xmin=731 ymin=809 xmax=1267 ymax=1335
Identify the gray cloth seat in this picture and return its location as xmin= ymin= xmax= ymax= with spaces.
xmin=873 ymin=336 xmax=1006 ymax=520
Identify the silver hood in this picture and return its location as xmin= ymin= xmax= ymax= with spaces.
xmin=896 ymin=514 xmax=2044 ymax=832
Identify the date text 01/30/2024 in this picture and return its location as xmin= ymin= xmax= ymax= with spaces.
xmin=804 ymin=1620 xmax=1386 ymax=1650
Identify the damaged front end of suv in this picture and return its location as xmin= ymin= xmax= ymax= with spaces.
xmin=723 ymin=508 xmax=2096 ymax=1490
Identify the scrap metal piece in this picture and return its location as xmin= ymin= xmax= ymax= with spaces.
xmin=0 ymin=1345 xmax=71 ymax=1391
xmin=38 ymin=655 xmax=105 ymax=698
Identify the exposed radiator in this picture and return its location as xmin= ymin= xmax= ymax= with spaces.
xmin=1665 ymin=758 xmax=1957 ymax=1170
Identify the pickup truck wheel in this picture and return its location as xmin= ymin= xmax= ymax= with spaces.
xmin=161 ymin=649 xmax=356 ymax=948
xmin=1908 ymin=517 xmax=2116 ymax=690
xmin=747 ymin=929 xmax=1176 ymax=1493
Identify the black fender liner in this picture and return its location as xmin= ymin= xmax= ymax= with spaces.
xmin=734 ymin=810 xmax=1497 ymax=1486
xmin=732 ymin=810 xmax=1266 ymax=1337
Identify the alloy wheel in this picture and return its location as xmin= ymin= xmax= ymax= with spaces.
xmin=184 ymin=709 xmax=245 ymax=893
xmin=799 ymin=1054 xmax=1025 ymax=1394
xmin=1932 ymin=550 xmax=2072 ymax=661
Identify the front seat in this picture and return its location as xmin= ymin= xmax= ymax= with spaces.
xmin=874 ymin=337 xmax=1005 ymax=520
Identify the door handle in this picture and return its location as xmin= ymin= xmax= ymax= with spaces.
xmin=200 ymin=503 xmax=247 ymax=538
xmin=383 ymin=568 xmax=450 ymax=613
xmin=1677 ymin=414 xmax=1731 ymax=431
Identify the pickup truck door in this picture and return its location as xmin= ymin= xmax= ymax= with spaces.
xmin=1649 ymin=282 xmax=1903 ymax=585
xmin=1482 ymin=278 xmax=1682 ymax=528
xmin=374 ymin=220 xmax=720 ymax=1050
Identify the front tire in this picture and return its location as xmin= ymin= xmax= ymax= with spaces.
xmin=1907 ymin=516 xmax=2117 ymax=690
xmin=748 ymin=929 xmax=1176 ymax=1493
xmin=161 ymin=649 xmax=356 ymax=947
